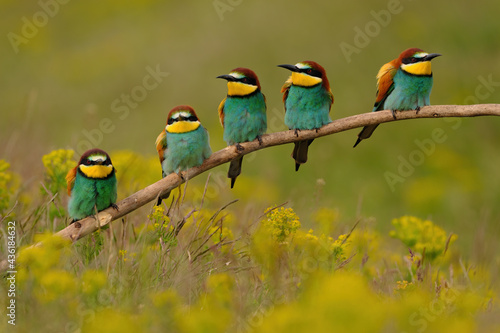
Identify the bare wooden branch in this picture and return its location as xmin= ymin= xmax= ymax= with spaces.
xmin=1 ymin=104 xmax=499 ymax=273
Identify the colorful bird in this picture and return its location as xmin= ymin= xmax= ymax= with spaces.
xmin=278 ymin=61 xmax=334 ymax=171
xmin=353 ymin=48 xmax=441 ymax=147
xmin=217 ymin=67 xmax=267 ymax=188
xmin=66 ymin=148 xmax=117 ymax=222
xmin=155 ymin=105 xmax=212 ymax=204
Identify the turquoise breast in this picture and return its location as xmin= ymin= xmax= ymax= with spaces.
xmin=223 ymin=92 xmax=267 ymax=145
xmin=68 ymin=173 xmax=117 ymax=220
xmin=162 ymin=126 xmax=212 ymax=175
xmin=284 ymin=84 xmax=332 ymax=130
xmin=381 ymin=70 xmax=433 ymax=111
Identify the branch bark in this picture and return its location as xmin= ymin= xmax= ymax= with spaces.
xmin=2 ymin=104 xmax=500 ymax=273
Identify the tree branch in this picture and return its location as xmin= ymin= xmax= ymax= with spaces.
xmin=2 ymin=104 xmax=499 ymax=273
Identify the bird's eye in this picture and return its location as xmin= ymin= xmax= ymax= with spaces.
xmin=241 ymin=77 xmax=249 ymax=83
xmin=167 ymin=118 xmax=175 ymax=125
xmin=411 ymin=57 xmax=418 ymax=63
xmin=84 ymin=159 xmax=91 ymax=165
xmin=306 ymin=69 xmax=313 ymax=74
xmin=187 ymin=116 xmax=198 ymax=122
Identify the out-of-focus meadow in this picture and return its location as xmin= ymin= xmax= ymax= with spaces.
xmin=1 ymin=0 xmax=500 ymax=332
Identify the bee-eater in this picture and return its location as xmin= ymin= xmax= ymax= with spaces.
xmin=155 ymin=105 xmax=212 ymax=204
xmin=66 ymin=148 xmax=117 ymax=222
xmin=353 ymin=48 xmax=441 ymax=147
xmin=217 ymin=67 xmax=267 ymax=188
xmin=278 ymin=61 xmax=334 ymax=171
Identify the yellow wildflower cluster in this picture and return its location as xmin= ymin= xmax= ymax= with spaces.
xmin=256 ymin=271 xmax=492 ymax=333
xmin=118 ymin=249 xmax=137 ymax=263
xmin=298 ymin=232 xmax=351 ymax=275
xmin=331 ymin=233 xmax=349 ymax=262
xmin=119 ymin=249 xmax=128 ymax=261
xmin=8 ymin=202 xmax=500 ymax=332
xmin=41 ymin=149 xmax=75 ymax=194
xmin=262 ymin=206 xmax=301 ymax=243
xmin=17 ymin=234 xmax=75 ymax=303
xmin=147 ymin=205 xmax=168 ymax=225
xmin=389 ymin=215 xmax=457 ymax=261
xmin=147 ymin=205 xmax=176 ymax=247
xmin=0 ymin=159 xmax=18 ymax=215
xmin=18 ymin=233 xmax=71 ymax=278
xmin=395 ymin=280 xmax=414 ymax=291
xmin=252 ymin=207 xmax=352 ymax=285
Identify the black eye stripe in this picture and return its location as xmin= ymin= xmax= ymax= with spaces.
xmin=402 ymin=57 xmax=424 ymax=64
xmin=299 ymin=68 xmax=322 ymax=78
xmin=168 ymin=115 xmax=198 ymax=124
xmin=238 ymin=77 xmax=257 ymax=86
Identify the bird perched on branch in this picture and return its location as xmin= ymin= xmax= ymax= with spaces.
xmin=217 ymin=67 xmax=267 ymax=188
xmin=354 ymin=48 xmax=441 ymax=147
xmin=155 ymin=105 xmax=212 ymax=204
xmin=278 ymin=61 xmax=333 ymax=171
xmin=66 ymin=148 xmax=117 ymax=222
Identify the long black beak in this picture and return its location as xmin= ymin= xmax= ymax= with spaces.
xmin=277 ymin=64 xmax=298 ymax=72
xmin=216 ymin=74 xmax=237 ymax=81
xmin=424 ymin=53 xmax=442 ymax=61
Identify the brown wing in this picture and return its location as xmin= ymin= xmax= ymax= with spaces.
xmin=280 ymin=77 xmax=293 ymax=112
xmin=155 ymin=129 xmax=167 ymax=164
xmin=65 ymin=166 xmax=77 ymax=196
xmin=218 ymin=97 xmax=226 ymax=127
xmin=375 ymin=61 xmax=397 ymax=105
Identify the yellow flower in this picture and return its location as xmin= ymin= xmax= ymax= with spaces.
xmin=118 ymin=249 xmax=128 ymax=262
xmin=395 ymin=280 xmax=414 ymax=291
xmin=262 ymin=206 xmax=301 ymax=243
xmin=148 ymin=205 xmax=168 ymax=224
xmin=41 ymin=149 xmax=75 ymax=194
xmin=36 ymin=270 xmax=76 ymax=303
xmin=390 ymin=216 xmax=457 ymax=261
xmin=17 ymin=234 xmax=71 ymax=279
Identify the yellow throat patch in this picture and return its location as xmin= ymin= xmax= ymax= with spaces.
xmin=227 ymin=81 xmax=258 ymax=96
xmin=79 ymin=164 xmax=114 ymax=179
xmin=291 ymin=72 xmax=322 ymax=87
xmin=166 ymin=120 xmax=200 ymax=133
xmin=402 ymin=61 xmax=432 ymax=76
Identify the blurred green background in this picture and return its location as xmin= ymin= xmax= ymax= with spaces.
xmin=1 ymin=0 xmax=500 ymax=255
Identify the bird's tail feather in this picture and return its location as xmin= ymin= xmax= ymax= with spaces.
xmin=353 ymin=124 xmax=379 ymax=148
xmin=228 ymin=156 xmax=243 ymax=188
xmin=156 ymin=190 xmax=171 ymax=206
xmin=293 ymin=139 xmax=314 ymax=171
